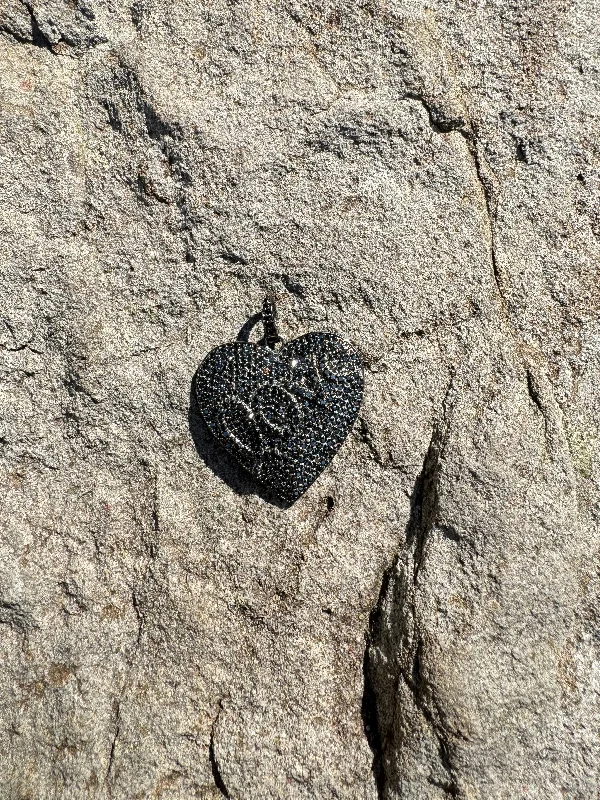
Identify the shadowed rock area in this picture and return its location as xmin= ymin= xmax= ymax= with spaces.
xmin=0 ymin=1 xmax=598 ymax=798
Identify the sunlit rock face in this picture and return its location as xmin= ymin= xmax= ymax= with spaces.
xmin=0 ymin=1 xmax=598 ymax=798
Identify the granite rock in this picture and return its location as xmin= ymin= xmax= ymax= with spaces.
xmin=0 ymin=1 xmax=598 ymax=798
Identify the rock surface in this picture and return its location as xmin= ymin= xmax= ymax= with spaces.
xmin=0 ymin=1 xmax=598 ymax=798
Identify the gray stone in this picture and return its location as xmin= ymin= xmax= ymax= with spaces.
xmin=0 ymin=1 xmax=598 ymax=798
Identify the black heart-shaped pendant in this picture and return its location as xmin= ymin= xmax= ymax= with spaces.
xmin=195 ymin=298 xmax=363 ymax=504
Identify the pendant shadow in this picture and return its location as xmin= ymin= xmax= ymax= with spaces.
xmin=187 ymin=374 xmax=292 ymax=510
xmin=236 ymin=311 xmax=263 ymax=344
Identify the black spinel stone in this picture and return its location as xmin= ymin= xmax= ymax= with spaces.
xmin=195 ymin=333 xmax=364 ymax=504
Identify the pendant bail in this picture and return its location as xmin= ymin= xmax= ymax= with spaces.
xmin=262 ymin=296 xmax=280 ymax=348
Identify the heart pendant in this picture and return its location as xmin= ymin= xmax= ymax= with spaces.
xmin=195 ymin=298 xmax=364 ymax=504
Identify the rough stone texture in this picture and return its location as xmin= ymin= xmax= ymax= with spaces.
xmin=0 ymin=1 xmax=598 ymax=798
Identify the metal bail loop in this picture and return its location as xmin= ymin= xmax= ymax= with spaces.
xmin=261 ymin=296 xmax=280 ymax=349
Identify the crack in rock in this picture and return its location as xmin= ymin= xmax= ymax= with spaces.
xmin=98 ymin=59 xmax=200 ymax=262
xmin=0 ymin=599 xmax=36 ymax=637
xmin=0 ymin=0 xmax=107 ymax=53
xmin=402 ymin=91 xmax=508 ymax=318
xmin=362 ymin=379 xmax=459 ymax=798
xmin=209 ymin=703 xmax=231 ymax=799
xmin=104 ymin=698 xmax=122 ymax=794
